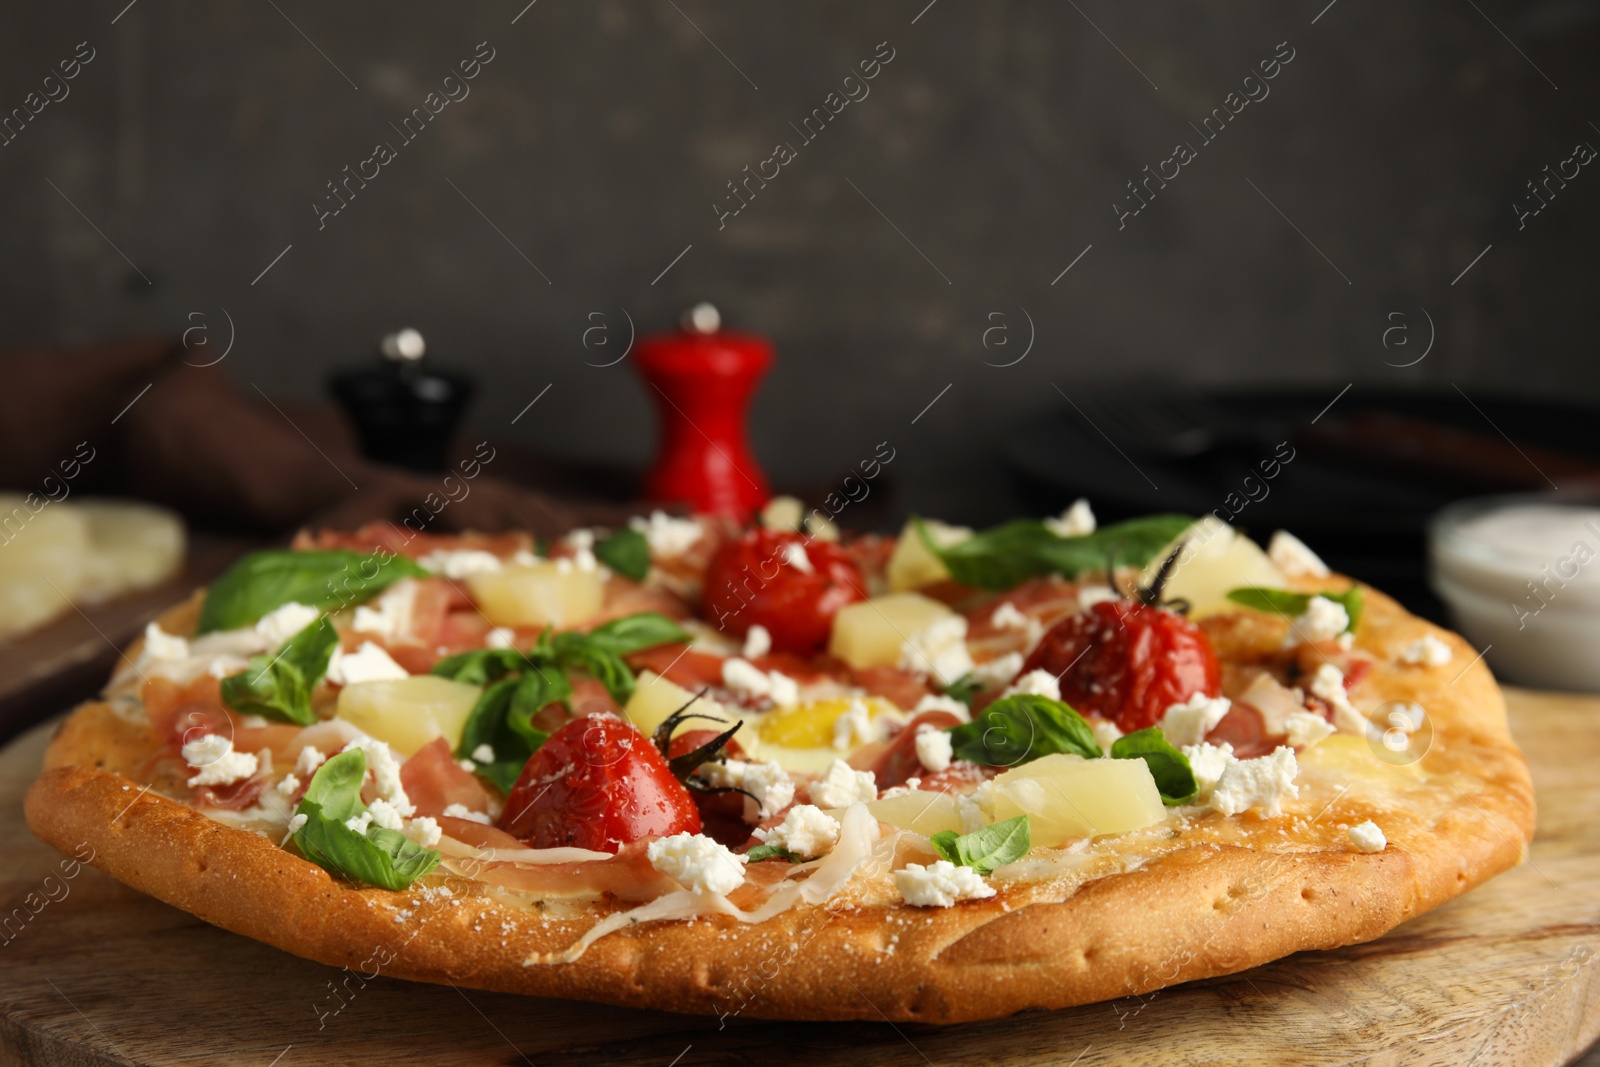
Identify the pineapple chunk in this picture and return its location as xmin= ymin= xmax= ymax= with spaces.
xmin=828 ymin=593 xmax=954 ymax=670
xmin=466 ymin=561 xmax=603 ymax=628
xmin=335 ymin=675 xmax=482 ymax=757
xmin=758 ymin=697 xmax=897 ymax=748
xmin=623 ymin=670 xmax=732 ymax=737
xmin=886 ymin=519 xmax=971 ymax=592
xmin=861 ymin=789 xmax=963 ymax=836
xmin=992 ymin=753 xmax=1166 ymax=845
xmin=1140 ymin=517 xmax=1285 ymax=618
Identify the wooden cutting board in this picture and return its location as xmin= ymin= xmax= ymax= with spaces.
xmin=2 ymin=689 xmax=1597 ymax=1067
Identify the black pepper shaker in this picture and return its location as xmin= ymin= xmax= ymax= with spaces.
xmin=330 ymin=328 xmax=474 ymax=473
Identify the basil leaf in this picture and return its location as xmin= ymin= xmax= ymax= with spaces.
xmin=508 ymin=668 xmax=567 ymax=746
xmin=594 ymin=527 xmax=651 ymax=581
xmin=431 ymin=647 xmax=528 ymax=686
xmin=455 ymin=677 xmax=549 ymax=793
xmin=917 ymin=514 xmax=1193 ymax=590
xmin=1110 ymin=728 xmax=1198 ymax=806
xmin=947 ymin=694 xmax=1101 ymax=767
xmin=198 ymin=549 xmax=426 ymax=633
xmin=745 ymin=843 xmax=802 ymax=863
xmin=943 ymin=673 xmax=983 ymax=708
xmin=550 ymin=636 xmax=635 ymax=704
xmin=1225 ymin=586 xmax=1363 ymax=634
xmin=220 ymin=616 xmax=338 ymax=726
xmin=442 ymin=613 xmax=687 ymax=792
xmin=582 ymin=612 xmax=690 ymax=656
xmin=928 ymin=815 xmax=1031 ymax=875
xmin=291 ymin=749 xmax=440 ymax=890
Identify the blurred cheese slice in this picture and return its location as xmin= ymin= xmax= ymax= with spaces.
xmin=75 ymin=500 xmax=186 ymax=603
xmin=0 ymin=496 xmax=185 ymax=640
xmin=0 ymin=495 xmax=91 ymax=638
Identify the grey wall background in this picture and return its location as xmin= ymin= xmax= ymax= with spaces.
xmin=3 ymin=0 xmax=1597 ymax=522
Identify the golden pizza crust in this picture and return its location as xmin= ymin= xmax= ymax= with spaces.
xmin=24 ymin=582 xmax=1535 ymax=1023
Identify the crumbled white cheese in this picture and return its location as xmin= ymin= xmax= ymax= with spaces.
xmin=970 ymin=651 xmax=1024 ymax=687
xmin=955 ymin=779 xmax=997 ymax=834
xmin=811 ymin=759 xmax=878 ymax=809
xmin=1003 ymin=668 xmax=1061 ymax=702
xmin=914 ymin=725 xmax=953 ymax=773
xmin=275 ymin=773 xmax=301 ymax=797
xmin=1401 ymin=635 xmax=1453 ymax=667
xmin=1287 ymin=595 xmax=1350 ymax=646
xmin=254 ymin=602 xmax=321 ymax=646
xmin=471 ymin=744 xmax=496 ymax=764
xmin=1209 ymin=746 xmax=1300 ymax=817
xmin=1182 ymin=741 xmax=1235 ymax=799
xmin=285 ymin=813 xmax=308 ymax=836
xmin=894 ymin=860 xmax=996 ymax=907
xmin=781 ymin=541 xmax=814 ymax=574
xmin=328 ymin=642 xmax=410 ymax=686
xmin=442 ymin=803 xmax=493 ymax=824
xmin=720 ymin=657 xmax=800 ymax=707
xmin=1044 ymin=498 xmax=1096 ymax=538
xmin=989 ymin=602 xmax=1029 ymax=631
xmin=418 ymin=548 xmax=504 ymax=579
xmin=142 ymin=622 xmax=190 ymax=661
xmin=350 ymin=581 xmax=417 ymax=641
xmin=406 ymin=816 xmax=443 ymax=847
xmin=1093 ymin=719 xmax=1124 ymax=756
xmin=1384 ymin=702 xmax=1426 ymax=734
xmin=832 ymin=698 xmax=876 ymax=751
xmin=1309 ymin=663 xmax=1369 ymax=735
xmin=880 ymin=777 xmax=923 ymax=799
xmin=182 ymin=734 xmax=259 ymax=788
xmin=752 ymin=804 xmax=839 ymax=858
xmin=898 ymin=615 xmax=975 ymax=687
xmin=1268 ymin=530 xmax=1330 ymax=578
xmin=629 ymin=510 xmax=703 ymax=558
xmin=564 ymin=530 xmax=600 ymax=572
xmin=988 ymin=602 xmax=1044 ymax=651
xmin=741 ymin=624 xmax=772 ymax=660
xmin=1078 ymin=585 xmax=1121 ymax=610
xmin=346 ymin=735 xmax=414 ymax=816
xmin=486 ymin=627 xmax=517 ymax=650
xmin=1159 ymin=692 xmax=1232 ymax=748
xmin=366 ymin=797 xmax=407 ymax=832
xmin=912 ymin=693 xmax=971 ymax=722
xmin=345 ymin=812 xmax=374 ymax=834
xmin=1348 ymin=820 xmax=1387 ymax=853
xmin=647 ymin=832 xmax=747 ymax=895
xmin=294 ymin=746 xmax=327 ymax=778
xmin=1284 ymin=710 xmax=1336 ymax=749
xmin=700 ymin=759 xmax=795 ymax=818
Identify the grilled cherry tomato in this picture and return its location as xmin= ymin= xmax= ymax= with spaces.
xmin=1020 ymin=599 xmax=1221 ymax=733
xmin=499 ymin=713 xmax=700 ymax=853
xmin=701 ymin=529 xmax=866 ymax=654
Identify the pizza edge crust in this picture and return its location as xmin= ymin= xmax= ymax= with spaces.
xmin=22 ymin=584 xmax=1536 ymax=1024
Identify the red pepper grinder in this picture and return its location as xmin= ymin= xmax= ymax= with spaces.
xmin=636 ymin=303 xmax=772 ymax=519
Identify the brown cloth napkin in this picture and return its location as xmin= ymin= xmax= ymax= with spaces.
xmin=0 ymin=338 xmax=626 ymax=539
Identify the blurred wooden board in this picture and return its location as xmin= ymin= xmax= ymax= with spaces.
xmin=1 ymin=689 xmax=1597 ymax=1066
xmin=0 ymin=534 xmax=257 ymax=745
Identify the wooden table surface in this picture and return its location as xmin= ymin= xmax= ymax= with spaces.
xmin=2 ymin=688 xmax=1598 ymax=1067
